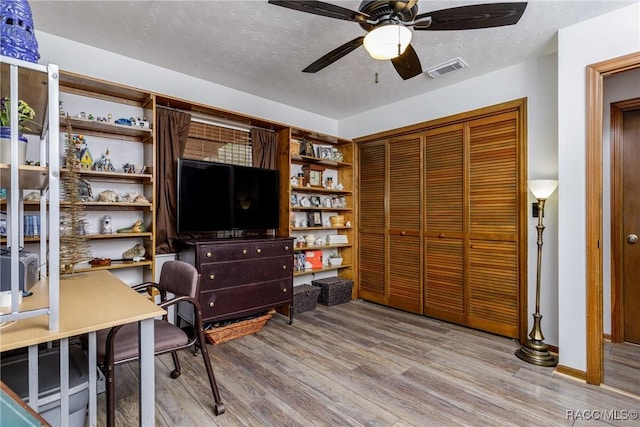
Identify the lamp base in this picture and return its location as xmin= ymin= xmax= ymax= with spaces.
xmin=515 ymin=340 xmax=558 ymax=367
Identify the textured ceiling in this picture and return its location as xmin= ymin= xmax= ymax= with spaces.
xmin=29 ymin=0 xmax=637 ymax=119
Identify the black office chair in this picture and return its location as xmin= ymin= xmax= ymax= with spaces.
xmin=96 ymin=260 xmax=225 ymax=426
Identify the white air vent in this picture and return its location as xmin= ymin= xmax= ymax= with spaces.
xmin=425 ymin=57 xmax=469 ymax=78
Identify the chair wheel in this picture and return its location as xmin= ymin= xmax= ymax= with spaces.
xmin=170 ymin=370 xmax=181 ymax=379
xmin=214 ymin=402 xmax=225 ymax=415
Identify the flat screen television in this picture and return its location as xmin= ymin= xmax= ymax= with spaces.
xmin=177 ymin=158 xmax=280 ymax=233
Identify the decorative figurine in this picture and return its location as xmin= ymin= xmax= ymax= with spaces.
xmin=59 ymin=100 xmax=65 ymax=115
xmin=98 ymin=189 xmax=118 ymax=203
xmin=122 ymin=243 xmax=146 ymax=260
xmin=78 ymin=147 xmax=93 ymax=169
xmin=102 ymin=215 xmax=112 ymax=234
xmin=117 ymin=219 xmax=145 ymax=233
xmin=93 ymin=148 xmax=115 ymax=172
xmin=325 ymin=176 xmax=333 ymax=189
xmin=107 ymin=113 xmax=113 ymax=123
xmin=77 ymin=179 xmax=93 ymax=202
xmin=115 ymin=117 xmax=132 ymax=126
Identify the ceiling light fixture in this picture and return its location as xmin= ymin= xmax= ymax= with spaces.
xmin=363 ymin=23 xmax=412 ymax=60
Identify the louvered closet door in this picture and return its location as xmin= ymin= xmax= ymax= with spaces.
xmin=388 ymin=134 xmax=422 ymax=314
xmin=424 ymin=124 xmax=465 ymax=324
xmin=358 ymin=141 xmax=386 ymax=304
xmin=467 ymin=112 xmax=520 ymax=338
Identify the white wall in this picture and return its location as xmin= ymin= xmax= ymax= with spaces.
xmin=35 ymin=31 xmax=338 ymax=137
xmin=602 ymin=69 xmax=640 ymax=335
xmin=339 ymin=54 xmax=562 ymax=345
xmin=557 ymin=3 xmax=640 ymax=371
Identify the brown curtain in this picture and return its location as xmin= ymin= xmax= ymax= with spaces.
xmin=251 ymin=128 xmax=278 ymax=169
xmin=156 ymin=108 xmax=191 ymax=254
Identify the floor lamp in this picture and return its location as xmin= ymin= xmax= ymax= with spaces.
xmin=516 ymin=179 xmax=558 ymax=367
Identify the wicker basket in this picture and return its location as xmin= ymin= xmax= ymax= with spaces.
xmin=204 ymin=313 xmax=271 ymax=345
xmin=290 ymin=140 xmax=301 ymax=156
xmin=329 ymin=215 xmax=345 ymax=227
xmin=311 ymin=277 xmax=353 ymax=306
xmin=293 ymin=284 xmax=321 ymax=314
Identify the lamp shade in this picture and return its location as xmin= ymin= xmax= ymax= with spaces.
xmin=363 ymin=24 xmax=412 ymax=60
xmin=528 ymin=179 xmax=558 ymax=199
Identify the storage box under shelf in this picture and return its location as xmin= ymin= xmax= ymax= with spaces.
xmin=293 ymin=284 xmax=321 ymax=314
xmin=311 ymin=277 xmax=353 ymax=306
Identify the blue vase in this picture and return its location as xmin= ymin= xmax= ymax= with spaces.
xmin=0 ymin=126 xmax=28 ymax=164
xmin=0 ymin=0 xmax=40 ymax=63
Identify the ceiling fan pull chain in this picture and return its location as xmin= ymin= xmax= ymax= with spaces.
xmin=397 ymin=24 xmax=401 ymax=56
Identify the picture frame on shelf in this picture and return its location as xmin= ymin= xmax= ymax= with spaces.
xmin=319 ymin=147 xmax=333 ymax=160
xmin=322 ymin=196 xmax=332 ymax=208
xmin=299 ymin=139 xmax=314 ymax=157
xmin=310 ymin=196 xmax=321 ymax=207
xmin=331 ymin=195 xmax=346 ymax=208
xmin=299 ymin=196 xmax=311 ymax=207
xmin=290 ymin=193 xmax=299 ymax=206
xmin=308 ymin=210 xmax=323 ymax=227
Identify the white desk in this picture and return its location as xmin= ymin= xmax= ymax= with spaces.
xmin=0 ymin=270 xmax=165 ymax=426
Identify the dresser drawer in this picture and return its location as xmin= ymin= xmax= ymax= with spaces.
xmin=199 ymin=256 xmax=292 ymax=290
xmin=200 ymin=279 xmax=292 ymax=321
xmin=197 ymin=239 xmax=293 ymax=263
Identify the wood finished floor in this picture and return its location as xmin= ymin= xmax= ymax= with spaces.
xmin=604 ymin=341 xmax=640 ymax=396
xmin=101 ymin=300 xmax=640 ymax=426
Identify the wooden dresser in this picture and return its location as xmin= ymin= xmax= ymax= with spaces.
xmin=178 ymin=237 xmax=294 ymax=324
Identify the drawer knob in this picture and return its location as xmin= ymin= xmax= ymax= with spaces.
xmin=439 ymin=233 xmax=445 ymax=238
xmin=209 ymin=274 xmax=215 ymax=280
xmin=209 ymin=301 xmax=215 ymax=308
xmin=256 ymin=248 xmax=262 ymax=254
xmin=242 ymin=249 xmax=248 ymax=255
xmin=282 ymin=265 xmax=287 ymax=270
xmin=206 ymin=251 xmax=212 ymax=258
xmin=282 ymin=288 xmax=287 ymax=293
xmin=284 ymin=245 xmax=289 ymax=251
xmin=401 ymin=231 xmax=406 ymax=236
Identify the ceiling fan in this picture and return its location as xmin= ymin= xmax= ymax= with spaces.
xmin=268 ymin=1 xmax=528 ymax=80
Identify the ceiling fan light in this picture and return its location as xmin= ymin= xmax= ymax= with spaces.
xmin=363 ymin=24 xmax=412 ymax=60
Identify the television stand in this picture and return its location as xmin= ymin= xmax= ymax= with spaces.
xmin=177 ymin=237 xmax=294 ymax=325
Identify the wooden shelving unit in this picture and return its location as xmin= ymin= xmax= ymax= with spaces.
xmin=58 ymin=71 xmax=156 ymax=280
xmin=276 ymin=127 xmax=356 ymax=290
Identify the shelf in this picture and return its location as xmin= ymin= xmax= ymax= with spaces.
xmin=291 ymin=206 xmax=351 ymax=212
xmin=294 ymin=243 xmax=351 ymax=251
xmin=73 ymin=259 xmax=153 ymax=273
xmin=61 ymin=201 xmax=153 ymax=211
xmin=0 ymin=200 xmax=44 ymax=211
xmin=291 ymin=226 xmax=351 ymax=231
xmin=60 ymin=115 xmax=153 ymax=140
xmin=86 ymin=232 xmax=152 ymax=240
xmin=0 ymin=164 xmax=49 ymax=189
xmin=0 ymin=236 xmax=44 ymax=244
xmin=60 ymin=168 xmax=153 ymax=184
xmin=293 ymin=264 xmax=352 ymax=277
xmin=290 ymin=186 xmax=351 ymax=195
xmin=291 ymin=155 xmax=351 ymax=168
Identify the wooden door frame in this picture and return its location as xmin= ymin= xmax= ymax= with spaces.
xmin=610 ymin=98 xmax=640 ymax=343
xmin=586 ymin=51 xmax=640 ymax=385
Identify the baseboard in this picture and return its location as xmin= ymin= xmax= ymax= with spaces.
xmin=555 ymin=364 xmax=587 ymax=381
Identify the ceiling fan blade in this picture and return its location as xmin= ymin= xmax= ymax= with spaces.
xmin=303 ymin=37 xmax=365 ymax=73
xmin=268 ymin=1 xmax=369 ymax=23
xmin=413 ymin=2 xmax=528 ymax=31
xmin=391 ymin=44 xmax=422 ymax=80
